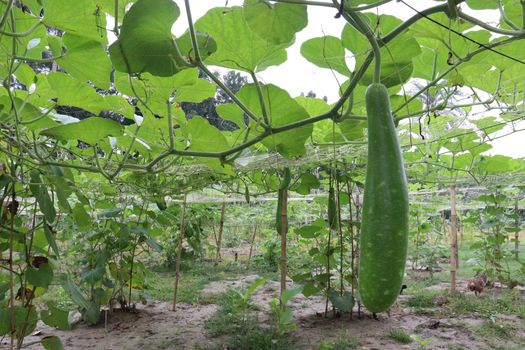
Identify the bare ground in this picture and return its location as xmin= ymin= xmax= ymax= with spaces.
xmin=16 ymin=276 xmax=525 ymax=350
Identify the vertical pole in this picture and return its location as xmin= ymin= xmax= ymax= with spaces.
xmin=450 ymin=184 xmax=458 ymax=292
xmin=280 ymin=188 xmax=288 ymax=307
xmin=515 ymin=198 xmax=520 ymax=260
xmin=172 ymin=194 xmax=187 ymax=311
xmin=248 ymin=224 xmax=257 ymax=266
xmin=214 ymin=202 xmax=226 ymax=265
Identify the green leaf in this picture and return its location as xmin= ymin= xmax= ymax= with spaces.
xmin=188 ymin=117 xmax=230 ymax=153
xmin=109 ymin=0 xmax=183 ymax=76
xmin=175 ymin=30 xmax=217 ymax=62
xmin=0 ymin=306 xmax=38 ymax=337
xmin=26 ymin=262 xmax=54 ymax=288
xmin=43 ymin=0 xmax=107 ymax=42
xmin=73 ymin=204 xmax=91 ymax=228
xmin=293 ymin=173 xmax=320 ymax=195
xmin=43 ymin=222 xmax=60 ymax=258
xmin=188 ymin=117 xmax=232 ymax=174
xmin=243 ymin=0 xmax=307 ymax=45
xmin=42 ymin=336 xmax=64 ymax=350
xmin=174 ymin=77 xmax=216 ymax=103
xmin=301 ymin=36 xmax=351 ymax=76
xmin=216 ymin=104 xmax=246 ymax=129
xmin=195 ymin=7 xmax=289 ymax=72
xmin=61 ymin=275 xmax=100 ymax=324
xmin=41 ymin=305 xmax=71 ymax=330
xmin=466 ymin=0 xmax=498 ymax=9
xmin=327 ymin=289 xmax=355 ymax=312
xmin=243 ymin=278 xmax=267 ymax=300
xmin=37 ymin=73 xmax=109 ymax=115
xmin=59 ymin=33 xmax=112 ymax=89
xmin=41 ymin=117 xmax=123 ymax=145
xmin=296 ymin=224 xmax=322 ymax=239
xmin=30 ymin=171 xmax=56 ymax=223
xmin=237 ymin=84 xmax=313 ymax=157
xmin=471 ymin=117 xmax=505 ymax=135
xmin=281 ymin=285 xmax=303 ymax=305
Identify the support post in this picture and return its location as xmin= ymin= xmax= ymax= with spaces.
xmin=172 ymin=194 xmax=187 ymax=311
xmin=280 ymin=188 xmax=288 ymax=307
xmin=450 ymin=184 xmax=458 ymax=292
xmin=515 ymin=198 xmax=520 ymax=260
xmin=248 ymin=224 xmax=257 ymax=266
xmin=214 ymin=202 xmax=226 ymax=265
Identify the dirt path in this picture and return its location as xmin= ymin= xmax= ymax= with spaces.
xmin=22 ymin=302 xmax=219 ymax=350
xmin=16 ymin=276 xmax=525 ymax=350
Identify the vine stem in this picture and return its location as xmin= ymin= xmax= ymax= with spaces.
xmin=344 ymin=8 xmax=382 ymax=84
xmin=250 ymin=71 xmax=270 ymax=126
xmin=393 ymin=36 xmax=521 ymax=117
xmin=271 ymin=0 xmax=394 ymax=11
xmin=458 ymin=10 xmax=525 ymax=36
xmin=114 ymin=0 xmax=119 ymax=35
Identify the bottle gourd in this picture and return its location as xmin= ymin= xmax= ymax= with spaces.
xmin=358 ymin=83 xmax=409 ymax=313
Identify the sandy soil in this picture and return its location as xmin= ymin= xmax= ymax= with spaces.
xmin=14 ymin=276 xmax=525 ymax=350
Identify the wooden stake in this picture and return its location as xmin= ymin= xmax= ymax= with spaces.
xmin=248 ymin=224 xmax=257 ymax=266
xmin=450 ymin=183 xmax=458 ymax=292
xmin=280 ymin=188 xmax=288 ymax=308
xmin=215 ymin=202 xmax=226 ymax=266
xmin=515 ymin=198 xmax=520 ymax=260
xmin=172 ymin=194 xmax=187 ymax=311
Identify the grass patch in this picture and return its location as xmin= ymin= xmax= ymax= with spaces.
xmin=146 ymin=261 xmax=274 ymax=305
xmin=388 ymin=328 xmax=413 ymax=344
xmin=226 ymin=329 xmax=291 ymax=350
xmin=319 ymin=335 xmax=359 ymax=350
xmin=404 ymin=293 xmax=436 ymax=308
xmin=442 ymin=289 xmax=524 ymax=319
xmin=473 ymin=320 xmax=519 ymax=339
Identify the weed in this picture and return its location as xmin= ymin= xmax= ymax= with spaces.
xmin=206 ymin=278 xmax=266 ymax=337
xmin=227 ymin=328 xmax=291 ymax=350
xmin=319 ymin=335 xmax=359 ymax=350
xmin=404 ymin=293 xmax=435 ymax=308
xmin=388 ymin=328 xmax=413 ymax=344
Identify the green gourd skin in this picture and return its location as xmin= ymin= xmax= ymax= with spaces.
xmin=358 ymin=83 xmax=409 ymax=313
xmin=275 ymin=168 xmax=291 ymax=235
xmin=327 ymin=187 xmax=338 ymax=230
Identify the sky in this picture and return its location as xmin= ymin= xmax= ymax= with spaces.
xmin=169 ymin=1 xmax=525 ymax=158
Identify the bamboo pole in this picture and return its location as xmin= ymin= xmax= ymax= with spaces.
xmin=214 ymin=202 xmax=226 ymax=265
xmin=280 ymin=188 xmax=288 ymax=307
xmin=515 ymin=198 xmax=520 ymax=260
xmin=172 ymin=194 xmax=187 ymax=311
xmin=450 ymin=184 xmax=458 ymax=292
xmin=248 ymin=224 xmax=257 ymax=266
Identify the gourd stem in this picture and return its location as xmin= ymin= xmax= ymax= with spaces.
xmin=333 ymin=1 xmax=381 ymax=84
xmin=184 ymin=0 xmax=201 ymax=63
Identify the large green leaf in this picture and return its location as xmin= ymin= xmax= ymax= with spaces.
xmin=41 ymin=305 xmax=71 ymax=330
xmin=37 ymin=73 xmax=108 ymax=115
xmin=301 ymin=36 xmax=351 ymax=76
xmin=0 ymin=306 xmax=38 ymax=338
xmin=188 ymin=117 xmax=233 ymax=174
xmin=43 ymin=0 xmax=107 ymax=42
xmin=41 ymin=117 xmax=123 ymax=145
xmin=466 ymin=0 xmax=498 ymax=9
xmin=243 ymin=0 xmax=307 ymax=45
xmin=61 ymin=275 xmax=100 ymax=324
xmin=44 ymin=222 xmax=60 ymax=258
xmin=237 ymin=84 xmax=313 ymax=157
xmin=59 ymin=33 xmax=112 ymax=89
xmin=109 ymin=0 xmax=184 ymax=76
xmin=30 ymin=171 xmax=56 ymax=223
xmin=195 ymin=7 xmax=288 ymax=72
xmin=26 ymin=262 xmax=54 ymax=288
xmin=42 ymin=336 xmax=65 ymax=350
xmin=328 ymin=290 xmax=355 ymax=312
